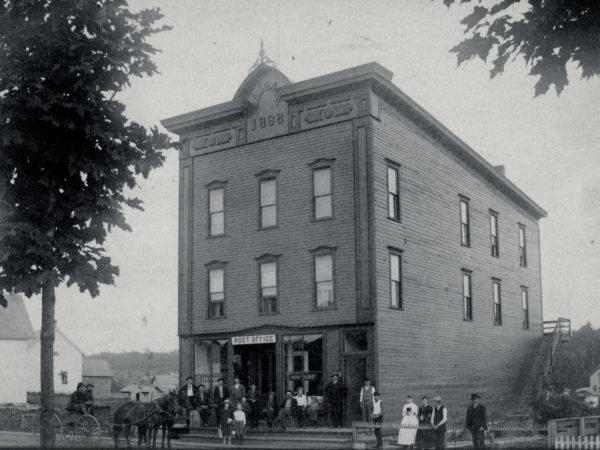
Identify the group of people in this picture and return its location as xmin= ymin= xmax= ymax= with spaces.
xmin=358 ymin=378 xmax=488 ymax=450
xmin=65 ymin=382 xmax=95 ymax=415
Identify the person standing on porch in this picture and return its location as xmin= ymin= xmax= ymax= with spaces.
xmin=212 ymin=377 xmax=229 ymax=426
xmin=431 ymin=396 xmax=448 ymax=450
xmin=325 ymin=372 xmax=348 ymax=428
xmin=465 ymin=393 xmax=487 ymax=450
xmin=398 ymin=395 xmax=419 ymax=448
xmin=247 ymin=384 xmax=260 ymax=428
xmin=359 ymin=378 xmax=375 ymax=422
xmin=231 ymin=377 xmax=246 ymax=405
xmin=416 ymin=396 xmax=433 ymax=449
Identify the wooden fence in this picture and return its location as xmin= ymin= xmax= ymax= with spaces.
xmin=549 ymin=416 xmax=600 ymax=448
xmin=556 ymin=435 xmax=600 ymax=449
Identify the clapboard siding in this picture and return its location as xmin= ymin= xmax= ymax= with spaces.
xmin=371 ymin=100 xmax=543 ymax=420
xmin=188 ymin=122 xmax=358 ymax=335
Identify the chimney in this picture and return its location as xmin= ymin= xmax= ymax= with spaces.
xmin=494 ymin=165 xmax=505 ymax=176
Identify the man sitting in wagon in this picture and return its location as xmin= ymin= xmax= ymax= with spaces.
xmin=66 ymin=382 xmax=92 ymax=415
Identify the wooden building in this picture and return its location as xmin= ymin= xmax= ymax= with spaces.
xmin=162 ymin=57 xmax=547 ymax=421
xmin=82 ymin=357 xmax=113 ymax=399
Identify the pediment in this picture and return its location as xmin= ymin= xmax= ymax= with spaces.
xmin=232 ymin=65 xmax=290 ymax=105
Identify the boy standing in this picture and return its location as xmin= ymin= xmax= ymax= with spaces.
xmin=372 ymin=391 xmax=384 ymax=449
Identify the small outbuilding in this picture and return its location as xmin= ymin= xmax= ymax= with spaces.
xmin=82 ymin=357 xmax=113 ymax=399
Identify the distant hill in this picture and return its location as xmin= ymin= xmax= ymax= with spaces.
xmin=88 ymin=350 xmax=178 ymax=391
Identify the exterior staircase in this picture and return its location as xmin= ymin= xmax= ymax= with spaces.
xmin=510 ymin=318 xmax=571 ymax=419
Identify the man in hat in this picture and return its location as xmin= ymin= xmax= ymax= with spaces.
xmin=273 ymin=389 xmax=298 ymax=430
xmin=372 ymin=391 xmax=384 ymax=449
xmin=431 ymin=396 xmax=447 ymax=450
xmin=212 ymin=377 xmax=229 ymax=425
xmin=196 ymin=384 xmax=210 ymax=427
xmin=247 ymin=383 xmax=260 ymax=428
xmin=231 ymin=376 xmax=246 ymax=405
xmin=325 ymin=372 xmax=348 ymax=428
xmin=84 ymin=383 xmax=95 ymax=415
xmin=465 ymin=393 xmax=487 ymax=449
xmin=359 ymin=378 xmax=375 ymax=422
xmin=66 ymin=382 xmax=90 ymax=415
xmin=179 ymin=376 xmax=199 ymax=410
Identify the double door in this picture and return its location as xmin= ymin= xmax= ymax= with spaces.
xmin=233 ymin=344 xmax=276 ymax=400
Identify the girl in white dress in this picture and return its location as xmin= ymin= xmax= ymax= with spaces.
xmin=397 ymin=395 xmax=419 ymax=448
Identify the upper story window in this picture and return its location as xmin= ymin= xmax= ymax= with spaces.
xmin=309 ymin=159 xmax=335 ymax=221
xmin=256 ymin=254 xmax=280 ymax=315
xmin=389 ymin=249 xmax=403 ymax=309
xmin=490 ymin=210 xmax=500 ymax=257
xmin=256 ymin=170 xmax=280 ymax=229
xmin=521 ymin=287 xmax=529 ymax=329
xmin=206 ymin=261 xmax=227 ymax=318
xmin=207 ymin=181 xmax=227 ymax=237
xmin=460 ymin=196 xmax=470 ymax=247
xmin=519 ymin=224 xmax=527 ymax=267
xmin=387 ymin=162 xmax=400 ymax=221
xmin=462 ymin=270 xmax=473 ymax=321
xmin=492 ymin=278 xmax=502 ymax=325
xmin=311 ymin=246 xmax=336 ymax=309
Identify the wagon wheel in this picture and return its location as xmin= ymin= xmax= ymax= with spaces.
xmin=30 ymin=412 xmax=63 ymax=443
xmin=75 ymin=414 xmax=102 ymax=445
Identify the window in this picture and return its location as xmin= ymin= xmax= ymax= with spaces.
xmin=260 ymin=179 xmax=277 ymax=228
xmin=490 ymin=211 xmax=499 ymax=257
xmin=389 ymin=250 xmax=402 ymax=309
xmin=194 ymin=340 xmax=229 ymax=389
xmin=283 ymin=334 xmax=323 ymax=395
xmin=208 ymin=266 xmax=225 ymax=317
xmin=460 ymin=197 xmax=470 ymax=247
xmin=259 ymin=261 xmax=278 ymax=314
xmin=387 ymin=164 xmax=400 ymax=221
xmin=59 ymin=370 xmax=68 ymax=385
xmin=313 ymin=167 xmax=333 ymax=219
xmin=343 ymin=330 xmax=368 ymax=352
xmin=492 ymin=279 xmax=502 ymax=325
xmin=522 ymin=287 xmax=529 ymax=329
xmin=463 ymin=271 xmax=473 ymax=320
xmin=207 ymin=184 xmax=225 ymax=236
xmin=519 ymin=224 xmax=527 ymax=267
xmin=312 ymin=247 xmax=336 ymax=309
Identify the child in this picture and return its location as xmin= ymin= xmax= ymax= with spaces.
xmin=233 ymin=402 xmax=247 ymax=441
xmin=308 ymin=396 xmax=320 ymax=426
xmin=219 ymin=399 xmax=233 ymax=446
xmin=373 ymin=392 xmax=384 ymax=449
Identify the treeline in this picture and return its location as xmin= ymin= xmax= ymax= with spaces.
xmin=552 ymin=323 xmax=600 ymax=390
xmin=88 ymin=350 xmax=178 ymax=392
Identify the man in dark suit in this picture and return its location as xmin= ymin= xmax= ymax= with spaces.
xmin=196 ymin=384 xmax=210 ymax=427
xmin=212 ymin=377 xmax=229 ymax=425
xmin=325 ymin=372 xmax=348 ymax=428
xmin=179 ymin=376 xmax=199 ymax=409
xmin=465 ymin=393 xmax=487 ymax=449
xmin=230 ymin=376 xmax=246 ymax=405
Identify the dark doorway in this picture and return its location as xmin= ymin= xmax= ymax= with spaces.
xmin=344 ymin=356 xmax=367 ymax=422
xmin=233 ymin=344 xmax=276 ymax=399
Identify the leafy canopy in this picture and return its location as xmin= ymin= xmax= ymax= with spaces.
xmin=0 ymin=0 xmax=173 ymax=306
xmin=442 ymin=0 xmax=600 ymax=96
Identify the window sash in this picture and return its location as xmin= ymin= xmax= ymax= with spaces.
xmin=260 ymin=179 xmax=276 ymax=206
xmin=519 ymin=227 xmax=527 ymax=266
xmin=390 ymin=254 xmax=402 ymax=308
xmin=313 ymin=168 xmax=331 ymax=196
xmin=460 ymin=201 xmax=470 ymax=246
xmin=210 ymin=211 xmax=224 ymax=235
xmin=316 ymin=280 xmax=334 ymax=308
xmin=522 ymin=290 xmax=529 ymax=329
xmin=387 ymin=166 xmax=400 ymax=220
xmin=314 ymin=254 xmax=334 ymax=309
xmin=209 ymin=188 xmax=224 ymax=213
xmin=261 ymin=204 xmax=277 ymax=228
xmin=493 ymin=281 xmax=502 ymax=325
xmin=463 ymin=273 xmax=472 ymax=320
xmin=209 ymin=268 xmax=225 ymax=317
xmin=315 ymin=255 xmax=333 ymax=282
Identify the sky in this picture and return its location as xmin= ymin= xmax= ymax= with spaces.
xmin=22 ymin=0 xmax=600 ymax=354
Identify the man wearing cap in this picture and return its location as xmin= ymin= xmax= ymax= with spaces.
xmin=84 ymin=383 xmax=95 ymax=415
xmin=325 ymin=372 xmax=348 ymax=428
xmin=212 ymin=377 xmax=229 ymax=426
xmin=66 ymin=382 xmax=90 ymax=415
xmin=273 ymin=390 xmax=298 ymax=430
xmin=431 ymin=396 xmax=448 ymax=450
xmin=359 ymin=379 xmax=375 ymax=422
xmin=465 ymin=393 xmax=487 ymax=449
xmin=196 ymin=384 xmax=210 ymax=427
xmin=179 ymin=376 xmax=199 ymax=410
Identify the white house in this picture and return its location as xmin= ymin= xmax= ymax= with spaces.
xmin=120 ymin=384 xmax=157 ymax=402
xmin=590 ymin=366 xmax=600 ymax=395
xmin=151 ymin=373 xmax=179 ymax=395
xmin=0 ymin=294 xmax=35 ymax=404
xmin=28 ymin=327 xmax=83 ymax=395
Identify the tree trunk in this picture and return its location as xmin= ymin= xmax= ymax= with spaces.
xmin=40 ymin=280 xmax=56 ymax=448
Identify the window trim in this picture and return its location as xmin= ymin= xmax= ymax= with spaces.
xmin=386 ymin=160 xmax=401 ymax=222
xmin=205 ymin=260 xmax=228 ymax=319
xmin=519 ymin=223 xmax=527 ymax=267
xmin=310 ymin=246 xmax=337 ymax=310
xmin=256 ymin=169 xmax=281 ymax=230
xmin=521 ymin=286 xmax=530 ymax=330
xmin=309 ymin=158 xmax=335 ymax=221
xmin=388 ymin=247 xmax=403 ymax=310
xmin=492 ymin=278 xmax=502 ymax=326
xmin=206 ymin=180 xmax=227 ymax=238
xmin=256 ymin=254 xmax=281 ymax=315
xmin=462 ymin=269 xmax=473 ymax=321
xmin=459 ymin=195 xmax=471 ymax=247
xmin=490 ymin=210 xmax=500 ymax=257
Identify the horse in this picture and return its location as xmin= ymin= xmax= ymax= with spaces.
xmin=143 ymin=390 xmax=190 ymax=448
xmin=112 ymin=390 xmax=184 ymax=449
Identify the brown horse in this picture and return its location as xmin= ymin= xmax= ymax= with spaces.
xmin=112 ymin=390 xmax=184 ymax=449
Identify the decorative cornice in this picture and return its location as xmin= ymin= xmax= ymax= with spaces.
xmin=205 ymin=180 xmax=228 ymax=189
xmin=255 ymin=253 xmax=282 ymax=262
xmin=254 ymin=169 xmax=281 ymax=178
xmin=204 ymin=260 xmax=228 ymax=268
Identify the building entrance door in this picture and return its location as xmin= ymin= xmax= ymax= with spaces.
xmin=233 ymin=344 xmax=276 ymax=398
xmin=344 ymin=356 xmax=367 ymax=422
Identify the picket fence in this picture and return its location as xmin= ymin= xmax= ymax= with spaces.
xmin=556 ymin=435 xmax=600 ymax=450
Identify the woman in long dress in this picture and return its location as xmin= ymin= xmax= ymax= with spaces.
xmin=398 ymin=396 xmax=419 ymax=448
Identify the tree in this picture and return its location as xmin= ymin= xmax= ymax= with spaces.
xmin=442 ymin=0 xmax=600 ymax=96
xmin=0 ymin=1 xmax=172 ymax=446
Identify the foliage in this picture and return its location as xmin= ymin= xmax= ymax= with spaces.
xmin=551 ymin=323 xmax=600 ymax=390
xmin=532 ymin=394 xmax=595 ymax=423
xmin=441 ymin=0 xmax=600 ymax=96
xmin=0 ymin=0 xmax=173 ymax=305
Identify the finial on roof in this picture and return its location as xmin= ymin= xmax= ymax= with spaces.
xmin=249 ymin=40 xmax=277 ymax=73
